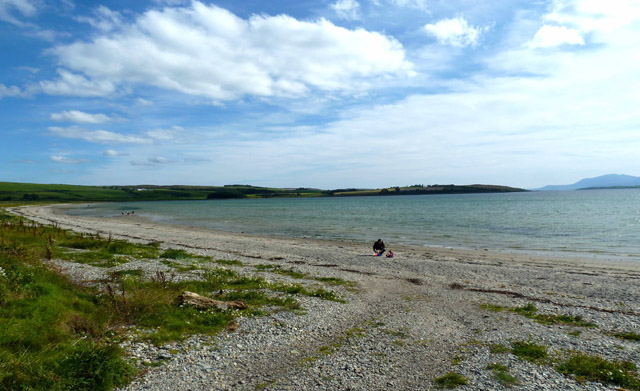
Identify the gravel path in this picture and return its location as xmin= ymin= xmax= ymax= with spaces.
xmin=9 ymin=204 xmax=640 ymax=391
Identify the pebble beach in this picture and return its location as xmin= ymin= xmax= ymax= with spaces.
xmin=9 ymin=204 xmax=640 ymax=391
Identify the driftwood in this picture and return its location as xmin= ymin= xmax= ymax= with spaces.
xmin=177 ymin=291 xmax=248 ymax=311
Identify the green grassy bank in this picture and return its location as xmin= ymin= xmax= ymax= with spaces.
xmin=0 ymin=209 xmax=345 ymax=390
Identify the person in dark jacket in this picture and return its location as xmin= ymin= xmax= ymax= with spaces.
xmin=373 ymin=239 xmax=386 ymax=256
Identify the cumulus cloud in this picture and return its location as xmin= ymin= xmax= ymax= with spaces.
xmin=331 ymin=0 xmax=360 ymax=20
xmin=44 ymin=1 xmax=413 ymax=101
xmin=424 ymin=17 xmax=483 ymax=47
xmin=51 ymin=110 xmax=113 ymax=124
xmin=528 ymin=25 xmax=584 ymax=48
xmin=50 ymin=155 xmax=88 ymax=164
xmin=48 ymin=126 xmax=151 ymax=144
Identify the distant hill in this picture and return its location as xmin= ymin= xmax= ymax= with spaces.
xmin=536 ymin=174 xmax=640 ymax=191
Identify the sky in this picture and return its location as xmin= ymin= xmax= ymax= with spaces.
xmin=1 ymin=0 xmax=639 ymax=189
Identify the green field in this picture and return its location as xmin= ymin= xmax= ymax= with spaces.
xmin=0 ymin=182 xmax=326 ymax=203
xmin=0 ymin=182 xmax=527 ymax=204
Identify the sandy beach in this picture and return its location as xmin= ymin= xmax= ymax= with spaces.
xmin=9 ymin=204 xmax=640 ymax=391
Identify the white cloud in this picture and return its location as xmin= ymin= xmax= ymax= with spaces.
xmin=0 ymin=83 xmax=24 ymax=98
xmin=39 ymin=69 xmax=116 ymax=97
xmin=545 ymin=0 xmax=640 ymax=35
xmin=528 ymin=25 xmax=584 ymax=48
xmin=130 ymin=157 xmax=172 ymax=166
xmin=75 ymin=5 xmax=123 ymax=32
xmin=44 ymin=1 xmax=413 ymax=101
xmin=48 ymin=126 xmax=151 ymax=144
xmin=103 ymin=149 xmax=128 ymax=157
xmin=50 ymin=155 xmax=88 ymax=164
xmin=424 ymin=17 xmax=483 ymax=47
xmin=51 ymin=110 xmax=113 ymax=124
xmin=145 ymin=126 xmax=184 ymax=142
xmin=331 ymin=0 xmax=360 ymax=20
xmin=389 ymin=0 xmax=429 ymax=11
xmin=0 ymin=0 xmax=37 ymax=25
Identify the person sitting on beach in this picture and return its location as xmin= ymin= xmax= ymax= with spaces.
xmin=386 ymin=250 xmax=395 ymax=258
xmin=373 ymin=239 xmax=386 ymax=256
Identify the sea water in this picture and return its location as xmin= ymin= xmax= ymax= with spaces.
xmin=68 ymin=189 xmax=640 ymax=262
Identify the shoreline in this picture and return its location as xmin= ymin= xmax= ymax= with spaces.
xmin=7 ymin=204 xmax=640 ymax=390
xmin=29 ymin=202 xmax=640 ymax=270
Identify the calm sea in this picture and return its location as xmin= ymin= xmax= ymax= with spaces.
xmin=68 ymin=189 xmax=640 ymax=262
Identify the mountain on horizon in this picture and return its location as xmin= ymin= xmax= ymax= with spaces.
xmin=536 ymin=174 xmax=640 ymax=191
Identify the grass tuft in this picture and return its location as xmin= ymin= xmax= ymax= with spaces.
xmin=557 ymin=352 xmax=640 ymax=390
xmin=613 ymin=332 xmax=640 ymax=341
xmin=510 ymin=303 xmax=596 ymax=328
xmin=511 ymin=341 xmax=548 ymax=362
xmin=486 ymin=363 xmax=519 ymax=387
xmin=434 ymin=372 xmax=468 ymax=388
xmin=215 ymin=259 xmax=243 ymax=266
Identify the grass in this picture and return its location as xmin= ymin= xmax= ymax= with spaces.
xmin=510 ymin=341 xmax=548 ymax=362
xmin=314 ymin=276 xmax=357 ymax=287
xmin=0 ymin=210 xmax=345 ymax=390
xmin=160 ymin=248 xmax=211 ymax=263
xmin=254 ymin=265 xmax=356 ymax=295
xmin=215 ymin=259 xmax=244 ymax=266
xmin=486 ymin=363 xmax=519 ymax=387
xmin=53 ymin=236 xmax=162 ymax=267
xmin=0 ymin=182 xmax=328 ymax=203
xmin=480 ymin=302 xmax=598 ymax=328
xmin=434 ymin=372 xmax=468 ymax=388
xmin=489 ymin=343 xmax=511 ymax=354
xmin=557 ymin=352 xmax=640 ymax=390
xmin=0 ymin=216 xmax=136 ymax=390
xmin=480 ymin=302 xmax=507 ymax=312
xmin=613 ymin=332 xmax=640 ymax=341
xmin=254 ymin=264 xmax=308 ymax=279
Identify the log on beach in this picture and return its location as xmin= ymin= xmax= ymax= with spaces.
xmin=177 ymin=291 xmax=248 ymax=311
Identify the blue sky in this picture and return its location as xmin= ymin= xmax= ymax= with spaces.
xmin=1 ymin=0 xmax=639 ymax=189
